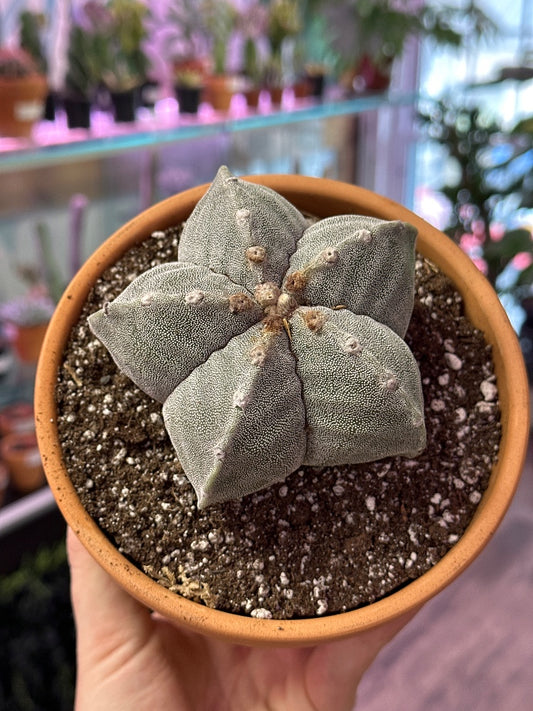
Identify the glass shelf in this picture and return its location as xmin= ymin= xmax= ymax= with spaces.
xmin=0 ymin=91 xmax=415 ymax=174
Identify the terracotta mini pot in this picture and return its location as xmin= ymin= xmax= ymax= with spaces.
xmin=204 ymin=75 xmax=240 ymax=112
xmin=243 ymin=85 xmax=262 ymax=109
xmin=0 ymin=401 xmax=35 ymax=436
xmin=0 ymin=461 xmax=9 ymax=507
xmin=34 ymin=175 xmax=530 ymax=646
xmin=268 ymin=85 xmax=284 ymax=106
xmin=0 ymin=430 xmax=45 ymax=494
xmin=0 ymin=73 xmax=47 ymax=138
xmin=7 ymin=321 xmax=49 ymax=363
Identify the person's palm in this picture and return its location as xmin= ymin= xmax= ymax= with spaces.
xmin=68 ymin=529 xmax=415 ymax=711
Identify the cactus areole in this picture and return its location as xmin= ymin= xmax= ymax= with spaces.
xmin=88 ymin=167 xmax=426 ymax=508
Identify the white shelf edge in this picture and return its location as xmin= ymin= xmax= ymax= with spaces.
xmin=0 ymin=486 xmax=57 ymax=537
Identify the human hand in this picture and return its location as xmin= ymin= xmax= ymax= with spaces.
xmin=68 ymin=527 xmax=417 ymax=711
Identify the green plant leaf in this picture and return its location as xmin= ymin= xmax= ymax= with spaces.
xmin=483 ymin=229 xmax=532 ymax=260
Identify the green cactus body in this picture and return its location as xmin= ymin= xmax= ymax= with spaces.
xmin=88 ymin=166 xmax=426 ymax=508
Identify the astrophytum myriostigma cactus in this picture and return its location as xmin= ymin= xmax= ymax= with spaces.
xmin=88 ymin=166 xmax=426 ymax=508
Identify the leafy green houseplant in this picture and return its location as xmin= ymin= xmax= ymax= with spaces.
xmin=418 ymin=99 xmax=533 ymax=317
xmin=333 ymin=0 xmax=495 ymax=92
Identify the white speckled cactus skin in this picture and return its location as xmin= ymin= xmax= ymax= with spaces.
xmin=88 ymin=166 xmax=426 ymax=508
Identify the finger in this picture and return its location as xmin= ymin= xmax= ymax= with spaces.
xmin=67 ymin=527 xmax=154 ymax=665
xmin=306 ymin=607 xmax=420 ymax=711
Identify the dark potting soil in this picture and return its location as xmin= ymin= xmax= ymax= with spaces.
xmin=56 ymin=225 xmax=501 ymax=620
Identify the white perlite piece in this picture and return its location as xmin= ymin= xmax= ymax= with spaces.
xmin=455 ymin=407 xmax=467 ymax=423
xmin=480 ymin=379 xmax=498 ymax=402
xmin=430 ymin=398 xmax=446 ymax=412
xmin=251 ymin=608 xmax=273 ymax=619
xmin=365 ymin=496 xmax=376 ymax=512
xmin=316 ymin=600 xmax=328 ymax=615
xmin=444 ymin=352 xmax=463 ymax=371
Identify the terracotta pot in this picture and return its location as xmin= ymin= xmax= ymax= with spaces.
xmin=1 ymin=430 xmax=45 ymax=494
xmin=0 ymin=401 xmax=35 ymax=436
xmin=0 ymin=73 xmax=47 ymax=138
xmin=8 ymin=321 xmax=49 ymax=363
xmin=34 ymin=175 xmax=530 ymax=646
xmin=204 ymin=75 xmax=240 ymax=112
xmin=0 ymin=461 xmax=9 ymax=507
xmin=292 ymin=79 xmax=311 ymax=99
xmin=268 ymin=85 xmax=284 ymax=105
xmin=243 ymin=85 xmax=262 ymax=109
xmin=346 ymin=55 xmax=393 ymax=94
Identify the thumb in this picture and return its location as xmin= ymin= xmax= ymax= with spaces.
xmin=67 ymin=527 xmax=154 ymax=668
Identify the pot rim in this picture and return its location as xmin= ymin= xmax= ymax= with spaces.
xmin=34 ymin=174 xmax=530 ymax=646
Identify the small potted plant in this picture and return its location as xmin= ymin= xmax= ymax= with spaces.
xmin=63 ymin=1 xmax=110 ymax=129
xmin=237 ymin=1 xmax=269 ymax=109
xmin=0 ymin=401 xmax=35 ymax=436
xmin=144 ymin=0 xmax=209 ymax=98
xmin=173 ymin=69 xmax=204 ymax=114
xmin=0 ymin=461 xmax=8 ymax=507
xmin=0 ymin=291 xmax=55 ymax=364
xmin=265 ymin=0 xmax=302 ymax=104
xmin=0 ymin=429 xmax=44 ymax=495
xmin=292 ymin=4 xmax=340 ymax=100
xmin=35 ymin=168 xmax=529 ymax=646
xmin=100 ymin=0 xmax=150 ymax=123
xmin=18 ymin=9 xmax=55 ymax=120
xmin=0 ymin=47 xmax=47 ymax=138
xmin=334 ymin=1 xmax=495 ymax=93
xmin=202 ymin=0 xmax=242 ymax=111
xmin=418 ymin=99 xmax=533 ymax=292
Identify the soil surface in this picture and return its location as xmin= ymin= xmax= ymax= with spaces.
xmin=56 ymin=225 xmax=501 ymax=619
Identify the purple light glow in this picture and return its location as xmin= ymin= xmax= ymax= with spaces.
xmin=0 ymin=91 xmax=325 ymax=156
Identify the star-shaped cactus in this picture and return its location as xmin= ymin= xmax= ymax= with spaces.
xmin=89 ymin=166 xmax=426 ymax=508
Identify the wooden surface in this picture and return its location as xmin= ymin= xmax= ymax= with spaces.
xmin=357 ymin=433 xmax=533 ymax=711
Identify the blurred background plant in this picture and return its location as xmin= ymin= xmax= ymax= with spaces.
xmin=238 ymin=0 xmax=270 ymax=88
xmin=328 ymin=0 xmax=496 ymax=92
xmin=64 ymin=0 xmax=110 ymax=101
xmin=0 ymin=46 xmax=38 ymax=79
xmin=99 ymin=0 xmax=149 ymax=93
xmin=201 ymin=0 xmax=237 ymax=76
xmin=265 ymin=0 xmax=302 ymax=87
xmin=18 ymin=9 xmax=47 ymax=75
xmin=418 ymin=98 xmax=533 ymax=321
xmin=0 ymin=541 xmax=75 ymax=711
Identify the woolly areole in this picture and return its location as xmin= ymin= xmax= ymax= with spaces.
xmin=88 ymin=166 xmax=426 ymax=508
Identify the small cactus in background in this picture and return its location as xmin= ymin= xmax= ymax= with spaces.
xmin=0 ymin=48 xmax=38 ymax=79
xmin=89 ymin=166 xmax=426 ymax=508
